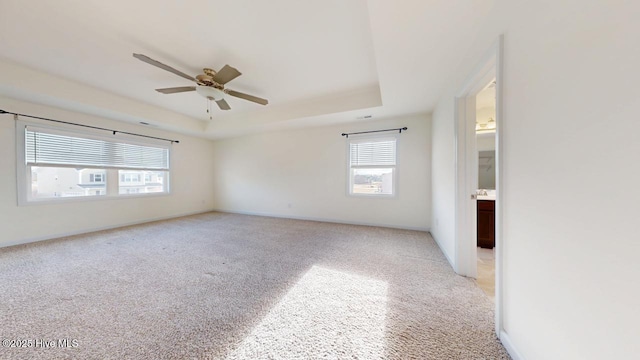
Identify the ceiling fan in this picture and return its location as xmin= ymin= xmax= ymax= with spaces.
xmin=133 ymin=53 xmax=268 ymax=117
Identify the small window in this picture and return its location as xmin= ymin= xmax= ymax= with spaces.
xmin=89 ymin=173 xmax=105 ymax=183
xmin=348 ymin=137 xmax=397 ymax=196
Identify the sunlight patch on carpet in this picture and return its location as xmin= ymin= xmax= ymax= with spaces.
xmin=226 ymin=265 xmax=388 ymax=359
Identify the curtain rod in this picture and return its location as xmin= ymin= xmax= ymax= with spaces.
xmin=0 ymin=109 xmax=180 ymax=144
xmin=341 ymin=127 xmax=407 ymax=138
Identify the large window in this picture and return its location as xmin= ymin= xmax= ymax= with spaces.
xmin=348 ymin=137 xmax=397 ymax=196
xmin=18 ymin=121 xmax=171 ymax=204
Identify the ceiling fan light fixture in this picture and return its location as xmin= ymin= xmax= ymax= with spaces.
xmin=196 ymin=85 xmax=225 ymax=101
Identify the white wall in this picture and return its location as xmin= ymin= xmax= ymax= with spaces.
xmin=431 ymin=0 xmax=640 ymax=358
xmin=430 ymin=97 xmax=456 ymax=263
xmin=0 ymin=96 xmax=216 ymax=246
xmin=211 ymin=115 xmax=431 ymax=230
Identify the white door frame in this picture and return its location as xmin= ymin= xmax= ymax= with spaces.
xmin=454 ymin=35 xmax=504 ymax=335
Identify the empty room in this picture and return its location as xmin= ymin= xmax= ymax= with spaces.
xmin=0 ymin=1 xmax=638 ymax=359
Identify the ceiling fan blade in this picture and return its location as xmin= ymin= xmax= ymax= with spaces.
xmin=216 ymin=99 xmax=231 ymax=110
xmin=226 ymin=89 xmax=268 ymax=105
xmin=211 ymin=65 xmax=242 ymax=85
xmin=155 ymin=86 xmax=196 ymax=94
xmin=133 ymin=53 xmax=196 ymax=82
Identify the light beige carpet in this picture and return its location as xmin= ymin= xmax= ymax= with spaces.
xmin=0 ymin=212 xmax=509 ymax=359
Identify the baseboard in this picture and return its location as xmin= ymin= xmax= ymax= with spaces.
xmin=0 ymin=209 xmax=216 ymax=249
xmin=212 ymin=208 xmax=430 ymax=232
xmin=500 ymin=331 xmax=524 ymax=360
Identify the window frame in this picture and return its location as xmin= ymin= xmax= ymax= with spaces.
xmin=346 ymin=134 xmax=398 ymax=198
xmin=16 ymin=119 xmax=172 ymax=205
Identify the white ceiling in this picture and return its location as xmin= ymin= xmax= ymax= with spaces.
xmin=0 ymin=0 xmax=496 ymax=139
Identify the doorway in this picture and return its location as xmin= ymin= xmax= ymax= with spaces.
xmin=454 ymin=35 xmax=503 ymax=335
xmin=475 ymin=81 xmax=497 ymax=300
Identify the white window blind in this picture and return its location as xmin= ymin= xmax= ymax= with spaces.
xmin=25 ymin=126 xmax=169 ymax=170
xmin=350 ymin=139 xmax=397 ymax=167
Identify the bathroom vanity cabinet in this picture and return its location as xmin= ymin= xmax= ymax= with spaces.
xmin=477 ymin=199 xmax=495 ymax=248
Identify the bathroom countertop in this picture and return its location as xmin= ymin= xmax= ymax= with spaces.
xmin=477 ymin=195 xmax=496 ymax=201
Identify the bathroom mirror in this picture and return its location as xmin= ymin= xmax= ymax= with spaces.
xmin=478 ymin=150 xmax=495 ymax=189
